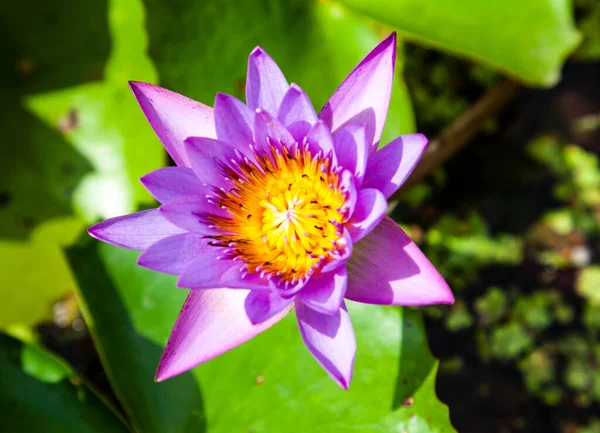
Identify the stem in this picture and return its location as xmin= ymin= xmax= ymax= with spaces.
xmin=391 ymin=79 xmax=521 ymax=198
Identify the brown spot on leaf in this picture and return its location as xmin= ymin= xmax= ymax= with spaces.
xmin=58 ymin=109 xmax=80 ymax=133
xmin=16 ymin=58 xmax=36 ymax=76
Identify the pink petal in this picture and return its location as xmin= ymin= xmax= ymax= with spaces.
xmin=306 ymin=120 xmax=337 ymax=165
xmin=156 ymin=289 xmax=291 ymax=381
xmin=299 ymin=267 xmax=347 ymax=315
xmin=137 ymin=233 xmax=209 ymax=275
xmin=318 ymin=33 xmax=396 ymax=154
xmin=333 ymin=124 xmax=368 ymax=183
xmin=278 ymin=84 xmax=317 ymax=142
xmin=140 ymin=167 xmax=204 ymax=203
xmin=347 ymin=188 xmax=387 ymax=243
xmin=362 ymin=134 xmax=428 ymax=198
xmin=346 ymin=216 xmax=454 ymax=306
xmin=88 ymin=209 xmax=185 ymax=251
xmin=244 ymin=290 xmax=294 ymax=324
xmin=254 ymin=108 xmax=295 ymax=153
xmin=159 ymin=195 xmax=229 ymax=235
xmin=246 ymin=47 xmax=289 ymax=115
xmin=129 ymin=82 xmax=216 ymax=167
xmin=214 ymin=93 xmax=255 ymax=147
xmin=177 ymin=257 xmax=268 ymax=291
xmin=295 ymin=300 xmax=356 ymax=389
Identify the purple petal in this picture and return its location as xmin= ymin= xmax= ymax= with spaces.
xmin=137 ymin=233 xmax=210 ymax=275
xmin=244 ymin=290 xmax=294 ymax=325
xmin=299 ymin=267 xmax=347 ymax=315
xmin=346 ymin=216 xmax=454 ymax=306
xmin=140 ymin=167 xmax=204 ymax=203
xmin=333 ymin=124 xmax=368 ymax=183
xmin=88 ymin=209 xmax=185 ymax=251
xmin=362 ymin=134 xmax=428 ymax=198
xmin=156 ymin=289 xmax=291 ymax=381
xmin=347 ymin=188 xmax=387 ymax=242
xmin=178 ymin=257 xmax=268 ymax=291
xmin=306 ymin=120 xmax=336 ymax=165
xmin=278 ymin=84 xmax=318 ymax=142
xmin=184 ymin=136 xmax=245 ymax=189
xmin=214 ymin=93 xmax=255 ymax=147
xmin=318 ymin=33 xmax=396 ymax=154
xmin=254 ymin=108 xmax=295 ymax=153
xmin=246 ymin=47 xmax=289 ymax=115
xmin=159 ymin=195 xmax=229 ymax=235
xmin=129 ymin=82 xmax=216 ymax=167
xmin=295 ymin=300 xmax=356 ymax=389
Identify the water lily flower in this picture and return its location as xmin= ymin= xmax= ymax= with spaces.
xmin=88 ymin=33 xmax=454 ymax=389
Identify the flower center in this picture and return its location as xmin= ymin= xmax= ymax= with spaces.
xmin=208 ymin=143 xmax=347 ymax=286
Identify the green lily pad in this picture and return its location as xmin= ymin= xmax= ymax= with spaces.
xmin=25 ymin=0 xmax=162 ymax=222
xmin=337 ymin=0 xmax=581 ymax=86
xmin=0 ymin=217 xmax=83 ymax=329
xmin=68 ymin=238 xmax=455 ymax=432
xmin=142 ymin=0 xmax=415 ymax=144
xmin=0 ymin=0 xmax=163 ymax=330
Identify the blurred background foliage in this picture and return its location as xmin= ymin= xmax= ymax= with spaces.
xmin=0 ymin=0 xmax=597 ymax=432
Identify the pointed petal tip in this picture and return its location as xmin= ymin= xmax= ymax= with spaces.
xmin=322 ymin=351 xmax=354 ymax=390
xmin=439 ymin=286 xmax=455 ymax=305
xmin=363 ymin=133 xmax=430 ymax=198
xmin=414 ymin=274 xmax=455 ymax=306
xmin=182 ymin=135 xmax=195 ymax=147
xmin=154 ymin=360 xmax=178 ymax=382
xmin=175 ymin=274 xmax=188 ymax=289
xmin=413 ymin=132 xmax=429 ymax=146
xmin=127 ymin=81 xmax=216 ymax=166
xmin=127 ymin=80 xmax=144 ymax=90
xmin=87 ymin=223 xmax=101 ymax=240
xmin=157 ymin=289 xmax=291 ymax=383
xmin=249 ymin=46 xmax=266 ymax=57
xmin=136 ymin=249 xmax=161 ymax=272
xmin=213 ymin=91 xmax=228 ymax=106
xmin=318 ymin=32 xmax=397 ymax=150
xmin=380 ymin=32 xmax=397 ymax=54
xmin=338 ymin=375 xmax=351 ymax=390
xmin=286 ymin=83 xmax=306 ymax=96
xmin=128 ymin=80 xmax=158 ymax=96
xmin=296 ymin=301 xmax=356 ymax=391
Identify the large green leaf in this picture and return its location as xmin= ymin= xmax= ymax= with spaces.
xmin=0 ymin=93 xmax=89 ymax=329
xmin=0 ymin=0 xmax=163 ymax=329
xmin=68 ymin=242 xmax=204 ymax=433
xmin=0 ymin=0 xmax=110 ymax=94
xmin=0 ymin=218 xmax=83 ymax=328
xmin=338 ymin=0 xmax=581 ymax=86
xmin=68 ymin=238 xmax=455 ymax=432
xmin=142 ymin=0 xmax=415 ymax=144
xmin=26 ymin=0 xmax=162 ymax=222
xmin=0 ymin=332 xmax=130 ymax=433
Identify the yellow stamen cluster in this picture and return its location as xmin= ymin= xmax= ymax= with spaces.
xmin=208 ymin=144 xmax=347 ymax=285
